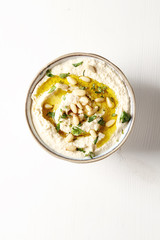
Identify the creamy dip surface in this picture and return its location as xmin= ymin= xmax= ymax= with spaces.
xmin=31 ymin=57 xmax=131 ymax=159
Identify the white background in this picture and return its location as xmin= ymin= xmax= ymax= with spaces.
xmin=0 ymin=0 xmax=160 ymax=239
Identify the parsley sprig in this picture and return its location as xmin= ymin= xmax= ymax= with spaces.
xmin=79 ymin=86 xmax=87 ymax=90
xmin=76 ymin=148 xmax=86 ymax=153
xmin=71 ymin=126 xmax=85 ymax=136
xmin=56 ymin=123 xmax=60 ymax=132
xmin=46 ymin=69 xmax=55 ymax=77
xmin=88 ymin=115 xmax=97 ymax=122
xmin=98 ymin=117 xmax=105 ymax=126
xmin=94 ymin=136 xmax=98 ymax=145
xmin=61 ymin=113 xmax=68 ymax=119
xmin=120 ymin=111 xmax=131 ymax=123
xmin=72 ymin=61 xmax=83 ymax=67
xmin=59 ymin=73 xmax=70 ymax=78
xmin=46 ymin=112 xmax=55 ymax=118
xmin=95 ymin=86 xmax=107 ymax=94
xmin=85 ymin=152 xmax=95 ymax=159
xmin=48 ymin=85 xmax=56 ymax=93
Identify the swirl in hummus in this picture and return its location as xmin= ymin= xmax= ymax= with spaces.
xmin=31 ymin=58 xmax=131 ymax=159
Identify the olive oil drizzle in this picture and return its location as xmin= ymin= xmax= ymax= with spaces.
xmin=36 ymin=74 xmax=118 ymax=148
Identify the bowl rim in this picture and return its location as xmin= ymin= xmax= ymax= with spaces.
xmin=25 ymin=52 xmax=136 ymax=163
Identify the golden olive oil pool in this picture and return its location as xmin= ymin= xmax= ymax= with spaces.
xmin=35 ymin=74 xmax=118 ymax=148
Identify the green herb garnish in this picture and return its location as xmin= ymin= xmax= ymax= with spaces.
xmin=48 ymin=85 xmax=56 ymax=93
xmin=46 ymin=69 xmax=55 ymax=77
xmin=60 ymin=109 xmax=62 ymax=112
xmin=112 ymin=113 xmax=117 ymax=117
xmin=79 ymin=86 xmax=87 ymax=90
xmin=77 ymin=148 xmax=85 ymax=153
xmin=88 ymin=115 xmax=97 ymax=122
xmin=63 ymin=95 xmax=66 ymax=100
xmin=91 ymin=84 xmax=95 ymax=90
xmin=72 ymin=61 xmax=83 ymax=67
xmin=83 ymin=70 xmax=85 ymax=76
xmin=98 ymin=87 xmax=103 ymax=93
xmin=78 ymin=123 xmax=82 ymax=127
xmin=59 ymin=73 xmax=70 ymax=78
xmin=71 ymin=126 xmax=85 ymax=136
xmin=98 ymin=117 xmax=105 ymax=126
xmin=94 ymin=136 xmax=98 ymax=145
xmin=61 ymin=113 xmax=68 ymax=119
xmin=84 ymin=114 xmax=88 ymax=120
xmin=122 ymin=129 xmax=124 ymax=134
xmin=120 ymin=111 xmax=131 ymax=123
xmin=46 ymin=112 xmax=55 ymax=118
xmin=95 ymin=85 xmax=107 ymax=93
xmin=85 ymin=151 xmax=95 ymax=159
xmin=56 ymin=123 xmax=60 ymax=132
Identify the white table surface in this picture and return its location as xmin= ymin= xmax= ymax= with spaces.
xmin=0 ymin=0 xmax=160 ymax=239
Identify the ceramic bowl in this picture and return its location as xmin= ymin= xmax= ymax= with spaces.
xmin=25 ymin=52 xmax=136 ymax=163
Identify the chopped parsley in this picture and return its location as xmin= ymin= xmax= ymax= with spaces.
xmin=48 ymin=85 xmax=56 ymax=93
xmin=46 ymin=69 xmax=55 ymax=77
xmin=83 ymin=70 xmax=85 ymax=76
xmin=78 ymin=122 xmax=82 ymax=127
xmin=63 ymin=95 xmax=66 ymax=100
xmin=56 ymin=123 xmax=60 ymax=132
xmin=72 ymin=61 xmax=83 ymax=67
xmin=120 ymin=111 xmax=131 ymax=123
xmin=61 ymin=113 xmax=68 ymax=119
xmin=84 ymin=114 xmax=88 ymax=120
xmin=95 ymin=85 xmax=107 ymax=93
xmin=71 ymin=126 xmax=85 ymax=136
xmin=94 ymin=136 xmax=98 ymax=145
xmin=76 ymin=148 xmax=86 ymax=153
xmin=98 ymin=86 xmax=103 ymax=93
xmin=85 ymin=151 xmax=95 ymax=159
xmin=122 ymin=129 xmax=124 ymax=134
xmin=112 ymin=113 xmax=117 ymax=117
xmin=79 ymin=86 xmax=87 ymax=90
xmin=88 ymin=115 xmax=97 ymax=122
xmin=46 ymin=112 xmax=55 ymax=118
xmin=98 ymin=117 xmax=105 ymax=126
xmin=91 ymin=84 xmax=95 ymax=90
xmin=59 ymin=73 xmax=70 ymax=78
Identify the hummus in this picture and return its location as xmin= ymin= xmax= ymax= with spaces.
xmin=31 ymin=57 xmax=131 ymax=159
